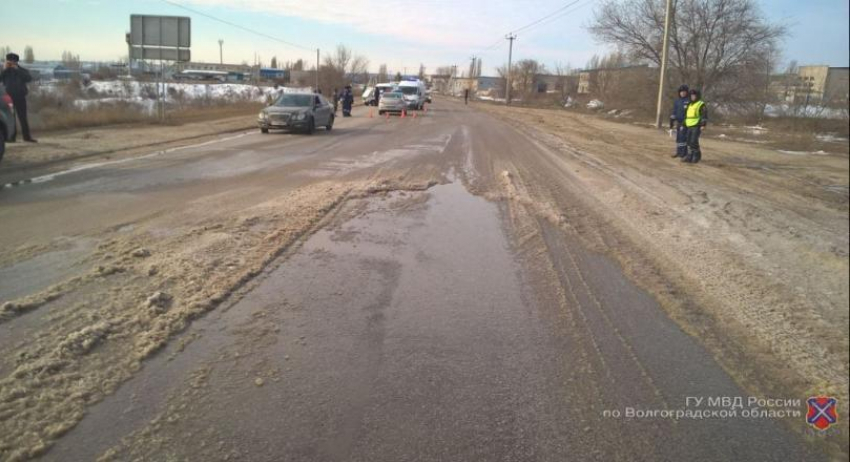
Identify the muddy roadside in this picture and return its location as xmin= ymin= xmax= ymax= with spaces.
xmin=472 ymin=102 xmax=849 ymax=457
xmin=0 ymin=113 xmax=260 ymax=185
xmin=0 ymin=107 xmax=454 ymax=460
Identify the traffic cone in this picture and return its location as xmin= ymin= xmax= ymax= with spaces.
xmin=369 ymin=107 xmax=374 ymax=118
xmin=385 ymin=112 xmax=390 ymax=121
xmin=401 ymin=109 xmax=406 ymax=118
xmin=413 ymin=111 xmax=417 ymax=119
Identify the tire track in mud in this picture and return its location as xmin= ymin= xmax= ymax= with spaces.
xmin=496 ymin=163 xmax=660 ymax=460
xmin=474 ymin=104 xmax=848 ymax=458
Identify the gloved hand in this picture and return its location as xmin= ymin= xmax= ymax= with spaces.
xmin=668 ymin=129 xmax=674 ymax=138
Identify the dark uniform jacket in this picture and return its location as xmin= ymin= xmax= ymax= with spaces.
xmin=669 ymin=96 xmax=689 ymax=128
xmin=0 ymin=65 xmax=32 ymax=97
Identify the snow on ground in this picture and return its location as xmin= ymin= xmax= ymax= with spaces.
xmin=776 ymin=149 xmax=829 ymax=156
xmin=764 ymin=103 xmax=847 ymax=120
xmin=815 ymin=133 xmax=850 ymax=143
xmin=36 ymin=80 xmax=312 ymax=114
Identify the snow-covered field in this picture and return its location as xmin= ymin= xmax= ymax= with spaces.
xmin=35 ymin=80 xmax=311 ymax=114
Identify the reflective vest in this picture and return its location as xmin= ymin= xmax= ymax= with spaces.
xmin=685 ymin=100 xmax=704 ymax=127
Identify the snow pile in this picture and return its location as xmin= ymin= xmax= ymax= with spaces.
xmin=763 ymin=104 xmax=847 ymax=120
xmin=776 ymin=149 xmax=829 ymax=156
xmin=815 ymin=133 xmax=849 ymax=143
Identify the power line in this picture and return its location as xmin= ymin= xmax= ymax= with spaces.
xmin=477 ymin=0 xmax=596 ymax=52
xmin=511 ymin=0 xmax=585 ymax=35
xmin=517 ymin=0 xmax=598 ymax=38
xmin=160 ymin=0 xmax=314 ymax=52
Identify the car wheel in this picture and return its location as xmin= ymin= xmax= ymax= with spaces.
xmin=306 ymin=118 xmax=315 ymax=135
xmin=378 ymin=110 xmax=384 ymax=115
xmin=261 ymin=127 xmax=269 ymax=134
xmin=326 ymin=115 xmax=334 ymax=131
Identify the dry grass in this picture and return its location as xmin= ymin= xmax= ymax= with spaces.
xmin=25 ymin=80 xmax=263 ymax=133
xmin=29 ymin=102 xmax=262 ymax=133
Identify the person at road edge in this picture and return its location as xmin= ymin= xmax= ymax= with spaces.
xmin=669 ymin=84 xmax=690 ymax=158
xmin=342 ymin=85 xmax=354 ymax=117
xmin=1 ymin=53 xmax=37 ymax=143
xmin=683 ymin=88 xmax=707 ymax=164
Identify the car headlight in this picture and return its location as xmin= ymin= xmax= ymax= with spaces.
xmin=258 ymin=111 xmax=268 ymax=120
xmin=294 ymin=112 xmax=307 ymax=120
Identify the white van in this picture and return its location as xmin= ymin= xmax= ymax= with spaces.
xmin=365 ymin=83 xmax=399 ymax=106
xmin=396 ymin=79 xmax=427 ymax=110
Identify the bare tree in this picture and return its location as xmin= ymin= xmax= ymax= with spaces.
xmin=61 ymin=50 xmax=81 ymax=69
xmin=270 ymin=56 xmax=278 ymax=69
xmin=418 ymin=63 xmax=426 ymax=80
xmin=378 ymin=64 xmax=388 ymax=83
xmin=348 ymin=54 xmax=369 ymax=79
xmin=24 ymin=46 xmax=34 ymax=63
xmin=435 ymin=66 xmax=454 ymax=76
xmin=501 ymin=59 xmax=546 ymax=98
xmin=585 ymin=51 xmax=632 ymax=100
xmin=554 ymin=62 xmax=578 ymax=98
xmin=589 ymin=0 xmax=786 ymax=98
xmin=319 ymin=44 xmax=370 ymax=91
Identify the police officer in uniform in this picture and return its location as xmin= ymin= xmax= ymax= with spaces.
xmin=1 ymin=53 xmax=37 ymax=142
xmin=683 ymin=89 xmax=707 ymax=164
xmin=669 ymin=84 xmax=689 ymax=158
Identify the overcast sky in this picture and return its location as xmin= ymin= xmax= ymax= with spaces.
xmin=4 ymin=0 xmax=849 ymax=75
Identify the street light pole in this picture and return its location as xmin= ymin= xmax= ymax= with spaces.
xmin=654 ymin=0 xmax=673 ymax=128
xmin=218 ymin=39 xmax=223 ymax=65
xmin=315 ymin=48 xmax=320 ymax=93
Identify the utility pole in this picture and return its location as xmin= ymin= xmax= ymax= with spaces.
xmin=315 ymin=48 xmax=320 ymax=93
xmin=218 ymin=39 xmax=223 ymax=65
xmin=469 ymin=55 xmax=477 ymax=91
xmin=505 ymin=34 xmax=516 ymax=105
xmin=654 ymin=0 xmax=673 ymax=128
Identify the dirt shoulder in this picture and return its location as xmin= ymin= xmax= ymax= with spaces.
xmin=473 ymin=102 xmax=849 ymax=455
xmin=0 ymin=113 xmax=259 ymax=184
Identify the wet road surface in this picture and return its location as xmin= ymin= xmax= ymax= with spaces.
xmin=2 ymin=102 xmax=827 ymax=461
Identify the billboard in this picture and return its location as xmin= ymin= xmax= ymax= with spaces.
xmin=129 ymin=15 xmax=190 ymax=61
xmin=130 ymin=47 xmax=191 ymax=61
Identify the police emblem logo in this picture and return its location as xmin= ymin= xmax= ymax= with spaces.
xmin=806 ymin=396 xmax=838 ymax=431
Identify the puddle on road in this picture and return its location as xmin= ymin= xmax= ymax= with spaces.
xmin=45 ymin=179 xmax=532 ymax=461
xmin=0 ymin=236 xmax=96 ymax=303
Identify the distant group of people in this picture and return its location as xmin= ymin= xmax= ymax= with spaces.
xmin=669 ymin=84 xmax=707 ymax=163
xmin=1 ymin=52 xmax=37 ymax=143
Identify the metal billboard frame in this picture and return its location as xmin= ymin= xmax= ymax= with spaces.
xmin=129 ymin=15 xmax=192 ymax=122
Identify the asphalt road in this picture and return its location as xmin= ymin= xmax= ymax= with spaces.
xmin=1 ymin=101 xmax=827 ymax=461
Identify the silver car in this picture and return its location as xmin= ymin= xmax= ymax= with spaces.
xmin=258 ymin=93 xmax=334 ymax=135
xmin=378 ymin=92 xmax=406 ymax=115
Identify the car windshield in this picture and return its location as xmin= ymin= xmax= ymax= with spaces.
xmin=399 ymin=87 xmax=418 ymax=95
xmin=274 ymin=94 xmax=313 ymax=107
xmin=383 ymin=93 xmax=401 ymax=99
